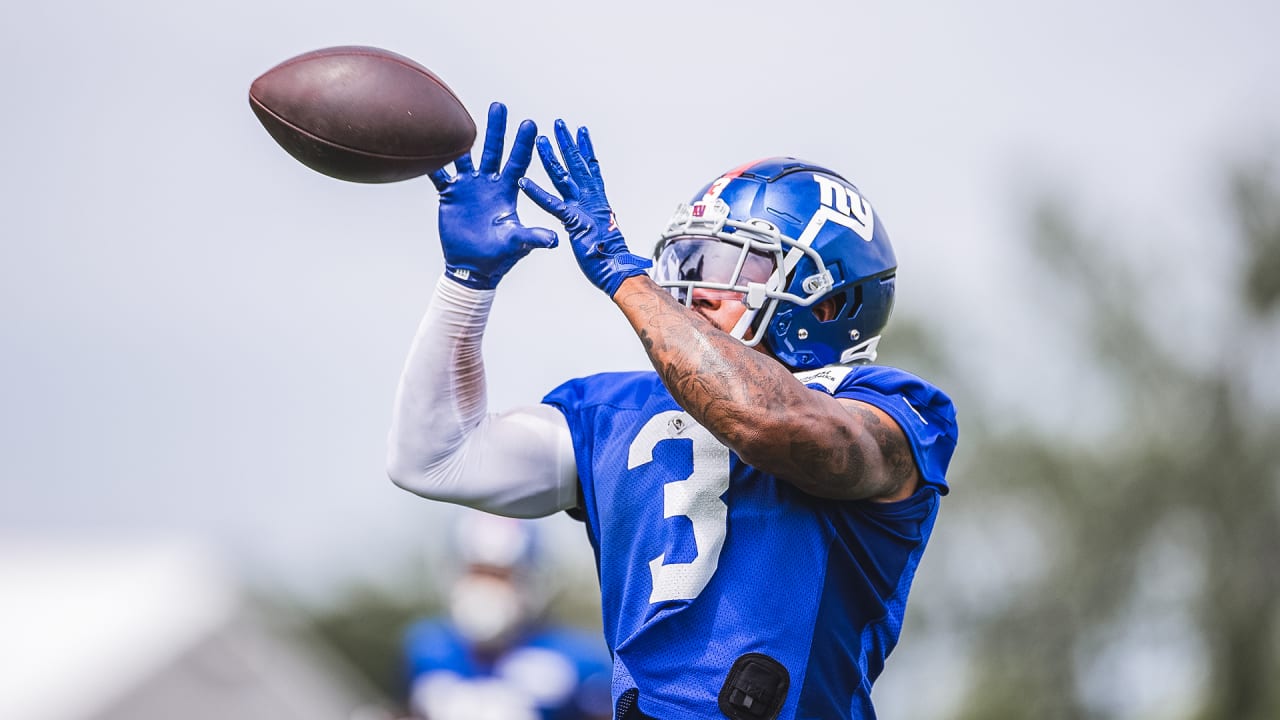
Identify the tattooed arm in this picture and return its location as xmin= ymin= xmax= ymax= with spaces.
xmin=611 ymin=275 xmax=920 ymax=502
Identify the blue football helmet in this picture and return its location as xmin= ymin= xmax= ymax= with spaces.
xmin=652 ymin=157 xmax=897 ymax=370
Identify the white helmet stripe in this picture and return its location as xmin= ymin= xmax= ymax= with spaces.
xmin=781 ymin=205 xmax=873 ymax=276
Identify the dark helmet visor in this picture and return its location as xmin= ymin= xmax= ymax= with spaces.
xmin=654 ymin=237 xmax=776 ymax=302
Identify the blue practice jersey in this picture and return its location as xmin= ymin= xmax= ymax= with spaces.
xmin=404 ymin=619 xmax=613 ymax=720
xmin=543 ymin=364 xmax=958 ymax=720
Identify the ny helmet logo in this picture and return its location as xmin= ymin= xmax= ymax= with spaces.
xmin=811 ymin=176 xmax=875 ymax=242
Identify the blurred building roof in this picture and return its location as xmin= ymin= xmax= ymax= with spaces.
xmin=0 ymin=537 xmax=373 ymax=720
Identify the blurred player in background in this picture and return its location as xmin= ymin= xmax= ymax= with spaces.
xmin=402 ymin=510 xmax=611 ymax=720
xmin=386 ymin=103 xmax=959 ymax=719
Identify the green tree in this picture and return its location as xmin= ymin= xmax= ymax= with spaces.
xmin=941 ymin=157 xmax=1280 ymax=719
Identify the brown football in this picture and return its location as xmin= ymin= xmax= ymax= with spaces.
xmin=249 ymin=46 xmax=475 ymax=183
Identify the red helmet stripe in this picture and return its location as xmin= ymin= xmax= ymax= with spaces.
xmin=700 ymin=158 xmax=768 ymax=201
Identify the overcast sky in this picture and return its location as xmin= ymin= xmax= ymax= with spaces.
xmin=2 ymin=0 xmax=1278 ymax=604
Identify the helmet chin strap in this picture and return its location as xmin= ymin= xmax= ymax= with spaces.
xmin=728 ymin=279 xmax=783 ymax=346
xmin=729 ymin=306 xmax=759 ymax=342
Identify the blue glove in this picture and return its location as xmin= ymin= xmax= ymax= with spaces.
xmin=518 ymin=120 xmax=652 ymax=297
xmin=430 ymin=102 xmax=558 ymax=290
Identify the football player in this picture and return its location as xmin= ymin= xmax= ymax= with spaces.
xmin=403 ymin=510 xmax=612 ymax=720
xmin=386 ymin=102 xmax=959 ymax=720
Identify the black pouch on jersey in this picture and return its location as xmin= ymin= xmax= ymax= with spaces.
xmin=616 ymin=688 xmax=657 ymax=720
xmin=718 ymin=653 xmax=790 ymax=720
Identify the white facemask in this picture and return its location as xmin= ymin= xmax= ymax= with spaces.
xmin=449 ymin=574 xmax=526 ymax=648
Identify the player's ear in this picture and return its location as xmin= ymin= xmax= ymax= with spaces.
xmin=812 ymin=296 xmax=841 ymax=322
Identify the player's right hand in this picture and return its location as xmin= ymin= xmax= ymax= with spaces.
xmin=430 ymin=102 xmax=558 ymax=290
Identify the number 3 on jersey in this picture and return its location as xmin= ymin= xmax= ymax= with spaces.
xmin=627 ymin=411 xmax=729 ymax=603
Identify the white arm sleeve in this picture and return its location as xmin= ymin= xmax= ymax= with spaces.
xmin=385 ymin=275 xmax=579 ymax=518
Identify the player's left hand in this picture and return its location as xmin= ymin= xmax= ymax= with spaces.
xmin=431 ymin=102 xmax=559 ymax=290
xmin=519 ymin=120 xmax=652 ymax=297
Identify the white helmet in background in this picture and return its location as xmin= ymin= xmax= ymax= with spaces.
xmin=447 ymin=510 xmax=545 ymax=650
